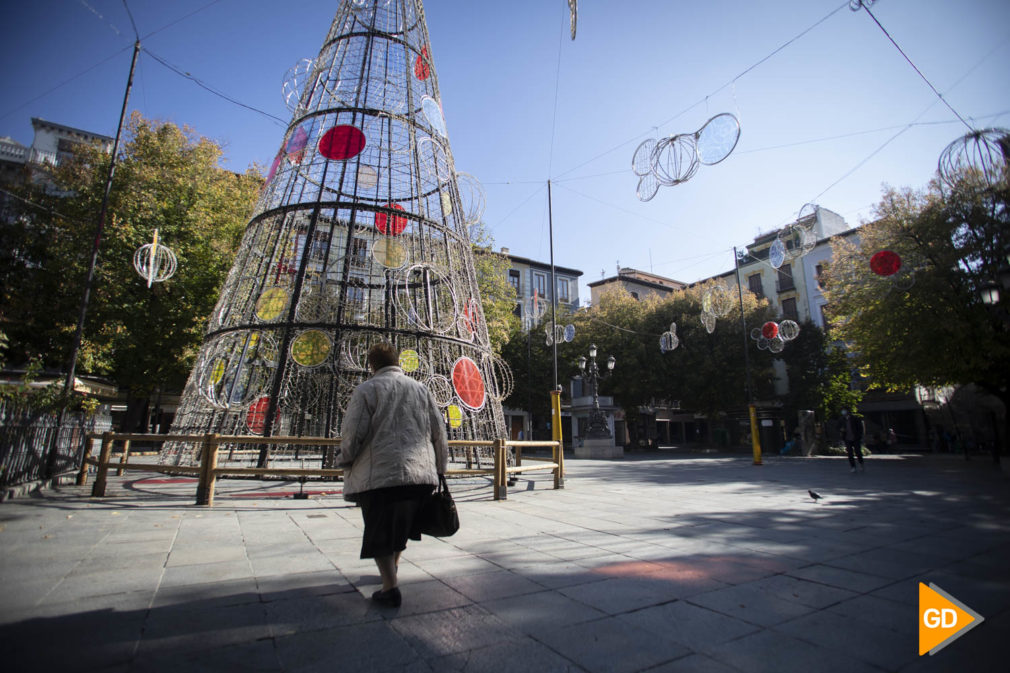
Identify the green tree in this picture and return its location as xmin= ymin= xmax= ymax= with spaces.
xmin=779 ymin=322 xmax=862 ymax=421
xmin=822 ymin=164 xmax=1010 ymax=444
xmin=500 ymin=318 xmax=559 ymax=439
xmin=1 ymin=113 xmax=261 ymax=424
xmin=563 ymin=282 xmax=776 ymax=445
xmin=469 ymin=222 xmax=519 ymax=354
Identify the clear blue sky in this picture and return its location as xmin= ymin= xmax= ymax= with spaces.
xmin=3 ymin=0 xmax=1008 ymax=302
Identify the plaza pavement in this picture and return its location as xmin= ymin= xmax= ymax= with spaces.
xmin=1 ymin=449 xmax=1008 ymax=672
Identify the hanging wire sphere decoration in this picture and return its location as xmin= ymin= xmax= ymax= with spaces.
xmin=659 ymin=331 xmax=679 ymax=353
xmin=937 ymin=128 xmax=1010 ymax=194
xmin=708 ymin=285 xmax=735 ymax=317
xmin=769 ymin=238 xmax=787 ymax=269
xmin=564 ymin=324 xmax=576 ymax=342
xmin=700 ymin=311 xmax=717 ymax=334
xmin=632 ymin=138 xmax=658 ymax=177
xmin=695 ymin=113 xmax=741 ymax=166
xmin=778 ymin=319 xmax=800 ymax=341
xmin=768 ymin=335 xmax=786 ymax=353
xmin=281 ymin=58 xmax=316 ymax=113
xmin=636 ymin=171 xmax=661 ymax=203
xmin=849 ymin=0 xmax=876 ymax=11
xmin=568 ymin=0 xmax=578 ymax=40
xmin=652 ymin=134 xmax=700 ymax=186
xmin=133 ymin=235 xmax=178 ymax=286
xmin=761 ymin=321 xmax=779 ymax=339
xmin=798 ymin=202 xmax=819 ymax=221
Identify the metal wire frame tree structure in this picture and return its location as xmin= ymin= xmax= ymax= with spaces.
xmin=163 ymin=0 xmax=510 ymax=468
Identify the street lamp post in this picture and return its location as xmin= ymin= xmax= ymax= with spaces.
xmin=578 ymin=344 xmax=615 ymax=440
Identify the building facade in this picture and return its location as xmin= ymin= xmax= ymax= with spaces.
xmin=499 ymin=249 xmax=583 ymax=441
xmin=0 ymin=118 xmax=113 ymax=189
xmin=501 ymin=248 xmax=583 ymax=327
xmin=588 ymin=267 xmax=686 ymax=305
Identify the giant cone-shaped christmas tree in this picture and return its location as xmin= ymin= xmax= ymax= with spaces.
xmin=164 ymin=0 xmax=510 ymax=467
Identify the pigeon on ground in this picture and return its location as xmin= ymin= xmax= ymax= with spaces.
xmin=808 ymin=490 xmax=822 ymax=502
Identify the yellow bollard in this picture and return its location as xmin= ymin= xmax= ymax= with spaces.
xmin=749 ymin=404 xmax=762 ymax=465
xmin=551 ymin=388 xmax=565 ymax=488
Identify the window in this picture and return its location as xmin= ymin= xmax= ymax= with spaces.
xmin=815 ymin=263 xmax=826 ymax=289
xmin=534 ymin=273 xmax=547 ymax=298
xmin=630 ymin=291 xmax=640 ymax=300
xmin=558 ymin=278 xmax=570 ymax=303
xmin=782 ymin=297 xmax=799 ymax=322
xmin=349 ymin=238 xmax=368 ymax=267
xmin=346 ymin=274 xmax=367 ymax=309
xmin=508 ymin=269 xmax=521 ymax=296
xmin=748 ymin=274 xmax=764 ymax=297
xmin=777 ymin=263 xmax=794 ymax=292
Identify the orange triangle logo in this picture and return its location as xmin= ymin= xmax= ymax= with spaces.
xmin=918 ymin=582 xmax=984 ymax=655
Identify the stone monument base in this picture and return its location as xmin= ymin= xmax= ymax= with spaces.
xmin=575 ymin=438 xmax=624 ymax=459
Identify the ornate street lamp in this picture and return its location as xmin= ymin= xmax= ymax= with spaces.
xmin=578 ymin=344 xmax=616 ymax=439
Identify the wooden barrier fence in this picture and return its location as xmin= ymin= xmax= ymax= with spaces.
xmin=78 ymin=432 xmax=564 ymax=506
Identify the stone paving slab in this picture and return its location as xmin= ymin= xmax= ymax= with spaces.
xmin=0 ymin=451 xmax=1008 ymax=672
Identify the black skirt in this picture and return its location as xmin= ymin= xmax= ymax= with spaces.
xmin=354 ymin=484 xmax=434 ymax=559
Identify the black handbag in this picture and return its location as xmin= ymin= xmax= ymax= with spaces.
xmin=418 ymin=474 xmax=459 ymax=537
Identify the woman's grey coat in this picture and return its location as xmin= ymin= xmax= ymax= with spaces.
xmin=339 ymin=365 xmax=449 ymax=500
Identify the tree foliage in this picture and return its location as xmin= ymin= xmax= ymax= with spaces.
xmin=778 ymin=321 xmax=862 ymax=419
xmin=822 ymin=166 xmax=1010 ymax=399
xmin=499 ymin=280 xmax=780 ymax=435
xmin=0 ymin=113 xmax=261 ymax=404
xmin=469 ymin=222 xmax=519 ymax=354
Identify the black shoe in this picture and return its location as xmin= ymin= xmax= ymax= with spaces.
xmin=371 ymin=587 xmax=402 ymax=607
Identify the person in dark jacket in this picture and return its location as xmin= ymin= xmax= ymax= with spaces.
xmin=340 ymin=342 xmax=449 ymax=607
xmin=839 ymin=408 xmax=865 ymax=472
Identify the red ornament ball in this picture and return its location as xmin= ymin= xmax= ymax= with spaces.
xmin=375 ymin=204 xmax=408 ymax=235
xmin=870 ymin=250 xmax=902 ymax=277
xmin=452 ymin=357 xmax=486 ymax=411
xmin=318 ymin=125 xmax=366 ymax=161
xmin=414 ymin=46 xmax=430 ymax=80
xmin=761 ymin=321 xmax=779 ymax=339
xmin=246 ymin=396 xmax=278 ymax=435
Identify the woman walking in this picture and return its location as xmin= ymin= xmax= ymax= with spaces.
xmin=339 ymin=342 xmax=449 ymax=607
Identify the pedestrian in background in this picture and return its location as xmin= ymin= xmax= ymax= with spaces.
xmin=339 ymin=342 xmax=448 ymax=607
xmin=839 ymin=408 xmax=865 ymax=472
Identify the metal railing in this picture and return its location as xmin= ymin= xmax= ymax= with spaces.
xmin=79 ymin=432 xmax=564 ymax=505
xmin=0 ymin=401 xmax=111 ymax=494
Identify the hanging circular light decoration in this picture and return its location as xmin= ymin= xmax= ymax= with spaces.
xmin=695 ymin=113 xmax=741 ymax=166
xmin=937 ymin=128 xmax=1009 ymax=193
xmin=870 ymin=250 xmax=902 ymax=277
xmin=133 ymin=229 xmax=178 ymax=287
xmin=281 ymin=58 xmax=316 ymax=113
xmin=778 ymin=320 xmax=801 ymax=341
